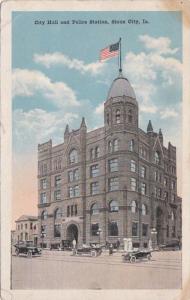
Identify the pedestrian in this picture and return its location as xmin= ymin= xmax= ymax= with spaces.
xmin=116 ymin=239 xmax=120 ymax=251
xmin=109 ymin=243 xmax=113 ymax=255
xmin=72 ymin=238 xmax=77 ymax=255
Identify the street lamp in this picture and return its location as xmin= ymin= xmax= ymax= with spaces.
xmin=41 ymin=231 xmax=46 ymax=249
xmin=97 ymin=228 xmax=102 ymax=245
xmin=150 ymin=228 xmax=157 ymax=250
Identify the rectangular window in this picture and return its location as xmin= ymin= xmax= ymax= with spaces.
xmin=41 ymin=225 xmax=46 ymax=234
xmin=25 ymin=224 xmax=27 ymax=229
xmin=164 ymin=177 xmax=168 ymax=187
xmin=171 ymin=180 xmax=175 ymax=190
xmin=30 ymin=223 xmax=33 ymax=230
xmin=90 ymin=165 xmax=99 ymax=177
xmin=74 ymin=185 xmax=80 ymax=197
xmin=91 ymin=182 xmax=99 ymax=195
xmin=171 ymin=194 xmax=175 ymax=202
xmin=172 ymin=226 xmax=176 ymax=238
xmin=67 ymin=206 xmax=70 ymax=217
xmin=130 ymin=160 xmax=136 ymax=172
xmin=142 ymin=224 xmax=148 ymax=237
xmin=141 ymin=183 xmax=146 ymax=195
xmin=54 ymin=190 xmax=61 ymax=201
xmin=140 ymin=166 xmax=146 ymax=178
xmin=71 ymin=205 xmax=74 ymax=216
xmin=69 ymin=186 xmax=80 ymax=197
xmin=108 ymin=177 xmax=119 ymax=191
xmin=109 ymin=158 xmax=118 ymax=172
xmin=75 ymin=205 xmax=77 ymax=216
xmin=40 ymin=178 xmax=47 ymax=189
xmin=132 ymin=222 xmax=138 ymax=237
xmin=54 ymin=224 xmax=61 ymax=238
xmin=158 ymin=188 xmax=162 ymax=198
xmin=40 ymin=192 xmax=47 ymax=204
xmin=164 ymin=191 xmax=168 ymax=200
xmin=91 ymin=223 xmax=99 ymax=236
xmin=154 ymin=187 xmax=157 ymax=197
xmin=130 ymin=178 xmax=137 ymax=191
xmin=55 ymin=175 xmax=61 ymax=187
xmin=68 ymin=171 xmax=74 ymax=182
xmin=109 ymin=221 xmax=118 ymax=236
xmin=74 ymin=169 xmax=79 ymax=180
xmin=154 ymin=171 xmax=158 ymax=181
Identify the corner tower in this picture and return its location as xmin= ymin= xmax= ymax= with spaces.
xmin=104 ymin=74 xmax=138 ymax=132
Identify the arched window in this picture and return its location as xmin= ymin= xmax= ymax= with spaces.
xmin=91 ymin=203 xmax=99 ymax=215
xmin=108 ymin=141 xmax=113 ymax=153
xmin=69 ymin=149 xmax=78 ymax=164
xmin=128 ymin=109 xmax=133 ymax=123
xmin=154 ymin=151 xmax=160 ymax=165
xmin=109 ymin=221 xmax=118 ymax=236
xmin=41 ymin=210 xmax=48 ymax=220
xmin=90 ymin=148 xmax=95 ymax=160
xmin=109 ymin=200 xmax=119 ymax=212
xmin=116 ymin=109 xmax=121 ymax=124
xmin=129 ymin=139 xmax=134 ymax=151
xmin=95 ymin=146 xmax=100 ymax=158
xmin=171 ymin=211 xmax=175 ymax=221
xmin=142 ymin=204 xmax=147 ymax=216
xmin=54 ymin=208 xmax=62 ymax=219
xmin=131 ymin=200 xmax=137 ymax=213
xmin=113 ymin=139 xmax=118 ymax=151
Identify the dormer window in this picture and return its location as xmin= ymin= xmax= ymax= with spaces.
xmin=116 ymin=109 xmax=121 ymax=124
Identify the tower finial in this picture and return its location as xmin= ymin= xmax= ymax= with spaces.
xmin=147 ymin=120 xmax=153 ymax=133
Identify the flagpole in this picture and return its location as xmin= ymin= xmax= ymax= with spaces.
xmin=119 ymin=37 xmax=122 ymax=74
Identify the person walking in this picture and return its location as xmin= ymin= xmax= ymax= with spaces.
xmin=116 ymin=239 xmax=120 ymax=251
xmin=72 ymin=238 xmax=77 ymax=255
xmin=109 ymin=243 xmax=113 ymax=255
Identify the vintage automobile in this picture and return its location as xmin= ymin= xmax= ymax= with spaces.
xmin=74 ymin=244 xmax=102 ymax=257
xmin=14 ymin=241 xmax=42 ymax=257
xmin=61 ymin=240 xmax=73 ymax=251
xmin=159 ymin=239 xmax=181 ymax=251
xmin=122 ymin=250 xmax=152 ymax=263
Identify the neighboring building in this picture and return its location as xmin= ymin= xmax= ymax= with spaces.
xmin=11 ymin=230 xmax=17 ymax=245
xmin=15 ymin=215 xmax=38 ymax=245
xmin=37 ymin=72 xmax=182 ymax=249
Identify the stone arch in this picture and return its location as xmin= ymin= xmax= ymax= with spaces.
xmin=65 ymin=221 xmax=81 ymax=243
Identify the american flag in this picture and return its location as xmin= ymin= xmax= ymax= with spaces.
xmin=100 ymin=41 xmax=120 ymax=61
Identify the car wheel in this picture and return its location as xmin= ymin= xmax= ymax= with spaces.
xmin=91 ymin=250 xmax=97 ymax=257
xmin=130 ymin=256 xmax=136 ymax=263
xmin=147 ymin=254 xmax=151 ymax=260
xmin=27 ymin=250 xmax=32 ymax=258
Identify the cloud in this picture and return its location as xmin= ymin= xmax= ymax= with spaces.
xmin=95 ymin=102 xmax=104 ymax=115
xmin=13 ymin=108 xmax=79 ymax=152
xmin=123 ymin=36 xmax=182 ymax=114
xmin=34 ymin=52 xmax=105 ymax=75
xmin=139 ymin=35 xmax=179 ymax=55
xmin=160 ymin=108 xmax=179 ymax=119
xmin=12 ymin=68 xmax=80 ymax=107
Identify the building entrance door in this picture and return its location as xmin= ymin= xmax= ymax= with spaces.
xmin=66 ymin=224 xmax=78 ymax=242
xmin=156 ymin=207 xmax=164 ymax=245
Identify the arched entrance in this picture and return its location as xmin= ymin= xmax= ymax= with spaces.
xmin=66 ymin=224 xmax=78 ymax=242
xmin=156 ymin=207 xmax=164 ymax=245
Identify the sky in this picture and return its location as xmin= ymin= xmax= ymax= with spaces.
xmin=12 ymin=11 xmax=182 ymax=227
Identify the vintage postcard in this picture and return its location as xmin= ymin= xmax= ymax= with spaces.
xmin=1 ymin=0 xmax=190 ymax=299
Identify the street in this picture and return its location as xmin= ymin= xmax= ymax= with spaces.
xmin=11 ymin=250 xmax=181 ymax=289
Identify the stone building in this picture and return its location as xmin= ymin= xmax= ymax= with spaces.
xmin=15 ymin=215 xmax=38 ymax=245
xmin=37 ymin=73 xmax=182 ymax=249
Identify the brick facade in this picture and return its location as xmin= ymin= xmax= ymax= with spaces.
xmin=37 ymin=75 xmax=182 ymax=249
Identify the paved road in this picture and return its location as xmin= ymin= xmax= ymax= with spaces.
xmin=11 ymin=250 xmax=181 ymax=289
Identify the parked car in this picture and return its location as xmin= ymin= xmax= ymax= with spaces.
xmin=122 ymin=250 xmax=152 ymax=263
xmin=14 ymin=241 xmax=42 ymax=257
xmin=159 ymin=239 xmax=181 ymax=251
xmin=74 ymin=244 xmax=102 ymax=257
xmin=61 ymin=240 xmax=73 ymax=251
